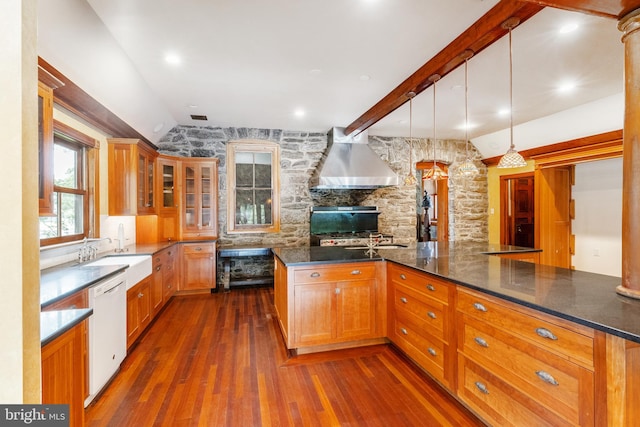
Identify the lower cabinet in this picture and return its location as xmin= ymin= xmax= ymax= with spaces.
xmin=126 ymin=276 xmax=151 ymax=349
xmin=180 ymin=241 xmax=216 ymax=292
xmin=151 ymin=246 xmax=177 ymax=317
xmin=41 ymin=319 xmax=87 ymax=427
xmin=276 ymin=261 xmax=385 ymax=351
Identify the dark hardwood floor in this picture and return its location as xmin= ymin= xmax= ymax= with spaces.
xmin=85 ymin=288 xmax=483 ymax=426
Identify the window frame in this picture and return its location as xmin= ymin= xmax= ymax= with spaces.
xmin=226 ymin=140 xmax=280 ymax=234
xmin=39 ymin=120 xmax=99 ymax=246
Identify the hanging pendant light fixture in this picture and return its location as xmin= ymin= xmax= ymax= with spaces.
xmin=404 ymin=91 xmax=418 ymax=186
xmin=423 ymin=74 xmax=448 ymax=180
xmin=497 ymin=17 xmax=527 ymax=168
xmin=457 ymin=50 xmax=479 ymax=177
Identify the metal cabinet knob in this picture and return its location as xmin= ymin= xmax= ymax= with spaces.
xmin=351 ymin=270 xmax=361 ymax=275
xmin=400 ymin=328 xmax=408 ymax=335
xmin=426 ymin=284 xmax=436 ymax=291
xmin=310 ymin=272 xmax=320 ymax=278
xmin=474 ymin=337 xmax=489 ymax=348
xmin=427 ymin=348 xmax=437 ymax=357
xmin=400 ymin=274 xmax=407 ymax=280
xmin=473 ymin=302 xmax=488 ymax=312
xmin=427 ymin=311 xmax=436 ymax=319
xmin=400 ymin=297 xmax=408 ymax=304
xmin=535 ymin=327 xmax=558 ymax=341
xmin=535 ymin=370 xmax=559 ymax=386
xmin=475 ymin=382 xmax=489 ymax=394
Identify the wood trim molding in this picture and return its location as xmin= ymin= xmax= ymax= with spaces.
xmin=53 ymin=119 xmax=99 ymax=149
xmin=38 ymin=57 xmax=152 ymax=145
xmin=345 ymin=0 xmax=544 ymax=135
xmin=482 ymin=129 xmax=623 ymax=167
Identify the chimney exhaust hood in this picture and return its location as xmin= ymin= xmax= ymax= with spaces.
xmin=310 ymin=127 xmax=399 ymax=189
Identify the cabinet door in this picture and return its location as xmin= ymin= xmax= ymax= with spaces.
xmin=126 ymin=278 xmax=151 ymax=348
xmin=108 ymin=139 xmax=157 ymax=216
xmin=181 ymin=242 xmax=216 ymax=291
xmin=181 ymin=160 xmax=218 ymax=239
xmin=336 ymin=279 xmax=376 ymax=340
xmin=294 ymin=283 xmax=335 ymax=345
xmin=151 ymin=258 xmax=164 ymax=317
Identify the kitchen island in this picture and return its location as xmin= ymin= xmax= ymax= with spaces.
xmin=273 ymin=242 xmax=640 ymax=426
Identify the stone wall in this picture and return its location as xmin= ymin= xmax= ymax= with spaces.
xmin=156 ymin=125 xmax=488 ymax=281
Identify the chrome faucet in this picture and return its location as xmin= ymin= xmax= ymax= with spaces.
xmin=78 ymin=237 xmax=113 ymax=262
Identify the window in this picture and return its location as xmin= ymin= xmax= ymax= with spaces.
xmin=39 ymin=121 xmax=98 ymax=246
xmin=227 ymin=140 xmax=280 ymax=233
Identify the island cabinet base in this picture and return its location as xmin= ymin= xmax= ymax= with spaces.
xmin=274 ymin=258 xmax=386 ymax=354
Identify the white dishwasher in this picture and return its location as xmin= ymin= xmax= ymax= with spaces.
xmin=84 ymin=271 xmax=127 ymax=407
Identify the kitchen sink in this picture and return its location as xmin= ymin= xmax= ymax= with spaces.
xmin=344 ymin=244 xmax=408 ymax=250
xmin=85 ymin=255 xmax=152 ymax=289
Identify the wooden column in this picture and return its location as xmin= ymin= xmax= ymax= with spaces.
xmin=617 ymin=9 xmax=640 ymax=298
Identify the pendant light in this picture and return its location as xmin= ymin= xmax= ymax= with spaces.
xmin=423 ymin=74 xmax=448 ymax=180
xmin=457 ymin=50 xmax=479 ymax=177
xmin=403 ymin=91 xmax=418 ymax=186
xmin=497 ymin=17 xmax=527 ymax=169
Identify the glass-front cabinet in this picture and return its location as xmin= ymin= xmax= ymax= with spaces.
xmin=155 ymin=156 xmax=179 ymax=242
xmin=181 ymin=158 xmax=218 ymax=239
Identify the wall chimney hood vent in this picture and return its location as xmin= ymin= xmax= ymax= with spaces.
xmin=310 ymin=127 xmax=399 ymax=189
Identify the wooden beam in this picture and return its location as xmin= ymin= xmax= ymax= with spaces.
xmin=37 ymin=57 xmax=152 ymax=146
xmin=345 ymin=0 xmax=544 ymax=136
xmin=518 ymin=0 xmax=640 ymax=19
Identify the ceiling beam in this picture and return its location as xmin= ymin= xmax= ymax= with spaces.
xmin=345 ymin=0 xmax=545 ymax=136
xmin=518 ymin=0 xmax=640 ymax=19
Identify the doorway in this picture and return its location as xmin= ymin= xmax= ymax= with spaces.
xmin=500 ymin=173 xmax=534 ymax=247
xmin=418 ymin=161 xmax=449 ymax=242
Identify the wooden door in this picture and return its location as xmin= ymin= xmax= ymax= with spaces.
xmin=336 ymin=279 xmax=376 ymax=340
xmin=294 ymin=283 xmax=335 ymax=345
xmin=500 ymin=173 xmax=535 ymax=248
xmin=535 ymin=166 xmax=573 ymax=268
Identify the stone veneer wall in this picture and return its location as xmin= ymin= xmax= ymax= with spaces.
xmin=156 ymin=126 xmax=488 ymax=280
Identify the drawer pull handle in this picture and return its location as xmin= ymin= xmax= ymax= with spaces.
xmin=427 ymin=348 xmax=437 ymax=357
xmin=427 ymin=311 xmax=436 ymax=319
xmin=310 ymin=272 xmax=320 ymax=278
xmin=156 ymin=266 xmax=162 ymax=272
xmin=536 ymin=370 xmax=559 ymax=386
xmin=400 ymin=297 xmax=408 ymax=304
xmin=426 ymin=284 xmax=436 ymax=292
xmin=195 ymin=247 xmax=202 ymax=251
xmin=400 ymin=328 xmax=408 ymax=335
xmin=535 ymin=328 xmax=558 ymax=341
xmin=473 ymin=302 xmax=487 ymax=312
xmin=351 ymin=270 xmax=361 ymax=275
xmin=400 ymin=273 xmax=407 ymax=280
xmin=474 ymin=337 xmax=489 ymax=348
xmin=138 ymin=293 xmax=144 ymax=298
xmin=475 ymin=382 xmax=489 ymax=394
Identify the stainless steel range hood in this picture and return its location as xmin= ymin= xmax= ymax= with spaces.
xmin=310 ymin=127 xmax=399 ymax=189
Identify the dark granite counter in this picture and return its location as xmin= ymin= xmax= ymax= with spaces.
xmin=274 ymin=242 xmax=640 ymax=344
xmin=40 ymin=264 xmax=127 ymax=309
xmin=41 ymin=308 xmax=92 ymax=346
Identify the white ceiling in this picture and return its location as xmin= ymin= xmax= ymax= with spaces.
xmin=37 ymin=0 xmax=624 ymax=159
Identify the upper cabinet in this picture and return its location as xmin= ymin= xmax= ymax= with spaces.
xmin=181 ymin=158 xmax=219 ymax=240
xmin=108 ymin=138 xmax=158 ymax=215
xmin=38 ymin=67 xmax=64 ymax=216
xmin=226 ymin=140 xmax=280 ymax=234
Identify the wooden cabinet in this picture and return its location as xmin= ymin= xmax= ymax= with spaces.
xmin=126 ymin=276 xmax=152 ymax=348
xmin=108 ymin=138 xmax=158 ymax=216
xmin=387 ymin=263 xmax=455 ymax=388
xmin=180 ymin=241 xmax=216 ymax=292
xmin=150 ymin=245 xmax=178 ymax=316
xmin=41 ymin=289 xmax=88 ymax=312
xmin=181 ymin=159 xmax=218 ymax=239
xmin=493 ymin=251 xmax=540 ymax=264
xmin=162 ymin=246 xmax=177 ymax=300
xmin=41 ymin=319 xmax=87 ymax=427
xmin=151 ymin=254 xmax=164 ymax=317
xmin=275 ymin=261 xmax=384 ymax=351
xmin=455 ymin=287 xmax=596 ymax=426
xmin=156 ymin=156 xmax=180 ymax=242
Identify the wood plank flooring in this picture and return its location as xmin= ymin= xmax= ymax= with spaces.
xmin=85 ymin=288 xmax=484 ymax=426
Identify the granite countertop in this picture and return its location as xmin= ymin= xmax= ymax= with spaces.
xmin=274 ymin=242 xmax=640 ymax=344
xmin=41 ymin=308 xmax=92 ymax=346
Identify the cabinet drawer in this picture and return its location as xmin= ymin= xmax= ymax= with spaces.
xmin=457 ymin=288 xmax=594 ymax=367
xmin=388 ymin=264 xmax=450 ymax=304
xmin=182 ymin=243 xmax=215 ymax=255
xmin=458 ymin=356 xmax=570 ymax=427
xmin=394 ymin=283 xmax=446 ymax=341
xmin=391 ymin=318 xmax=446 ymax=383
xmin=294 ymin=263 xmax=377 ymax=284
xmin=459 ymin=314 xmax=594 ymax=425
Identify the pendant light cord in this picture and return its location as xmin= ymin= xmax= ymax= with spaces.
xmin=509 ymin=25 xmax=515 ymax=151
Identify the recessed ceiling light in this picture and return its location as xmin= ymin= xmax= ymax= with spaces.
xmin=153 ymin=123 xmax=164 ymax=133
xmin=497 ymin=107 xmax=510 ymax=117
xmin=165 ymin=53 xmax=181 ymax=65
xmin=557 ymin=81 xmax=577 ymax=93
xmin=187 ymin=104 xmax=198 ymax=109
xmin=294 ymin=109 xmax=305 ymax=118
xmin=310 ymin=69 xmax=322 ymax=75
xmin=559 ymin=22 xmax=579 ymax=34
xmin=359 ymin=74 xmax=371 ymax=81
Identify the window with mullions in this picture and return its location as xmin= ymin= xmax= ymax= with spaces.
xmin=39 ymin=133 xmax=89 ymax=244
xmin=227 ymin=140 xmax=280 ymax=233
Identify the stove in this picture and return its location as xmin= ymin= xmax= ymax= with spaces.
xmin=309 ymin=206 xmax=393 ymax=246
